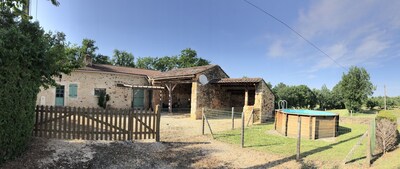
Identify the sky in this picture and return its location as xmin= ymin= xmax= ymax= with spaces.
xmin=31 ymin=0 xmax=400 ymax=96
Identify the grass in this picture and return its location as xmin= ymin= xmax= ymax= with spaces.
xmin=215 ymin=122 xmax=369 ymax=167
xmin=372 ymin=147 xmax=400 ymax=169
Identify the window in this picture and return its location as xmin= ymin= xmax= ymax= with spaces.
xmin=94 ymin=88 xmax=106 ymax=96
xmin=56 ymin=86 xmax=65 ymax=98
xmin=69 ymin=84 xmax=78 ymax=98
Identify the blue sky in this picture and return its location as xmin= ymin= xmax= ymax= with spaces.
xmin=32 ymin=0 xmax=400 ymax=96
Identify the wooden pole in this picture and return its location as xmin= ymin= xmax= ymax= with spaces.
xmin=366 ymin=122 xmax=371 ymax=167
xmin=244 ymin=89 xmax=249 ymax=106
xmin=384 ymin=85 xmax=387 ymax=110
xmin=296 ymin=116 xmax=301 ymax=161
xmin=241 ymin=111 xmax=245 ymax=148
xmin=165 ymin=83 xmax=177 ymax=114
xmin=202 ymin=108 xmax=205 ymax=135
xmin=155 ymin=105 xmax=161 ymax=142
xmin=203 ymin=112 xmax=214 ymax=139
xmin=231 ymin=107 xmax=234 ymax=130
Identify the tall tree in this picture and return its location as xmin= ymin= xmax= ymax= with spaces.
xmin=337 ymin=66 xmax=375 ymax=112
xmin=112 ymin=49 xmax=135 ymax=67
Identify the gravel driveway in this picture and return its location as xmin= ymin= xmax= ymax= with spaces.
xmin=1 ymin=114 xmax=301 ymax=169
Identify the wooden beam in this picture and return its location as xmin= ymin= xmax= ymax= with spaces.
xmin=244 ymin=89 xmax=249 ymax=106
xmin=165 ymin=83 xmax=178 ymax=113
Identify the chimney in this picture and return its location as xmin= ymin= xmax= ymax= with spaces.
xmin=84 ymin=54 xmax=92 ymax=66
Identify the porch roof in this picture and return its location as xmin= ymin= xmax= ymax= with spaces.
xmin=210 ymin=78 xmax=263 ymax=84
xmin=152 ymin=64 xmax=218 ymax=80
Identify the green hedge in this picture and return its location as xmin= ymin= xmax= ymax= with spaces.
xmin=376 ymin=110 xmax=398 ymax=122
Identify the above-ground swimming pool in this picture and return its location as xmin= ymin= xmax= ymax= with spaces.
xmin=274 ymin=109 xmax=339 ymax=139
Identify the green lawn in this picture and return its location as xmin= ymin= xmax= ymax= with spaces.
xmin=215 ymin=123 xmax=369 ymax=167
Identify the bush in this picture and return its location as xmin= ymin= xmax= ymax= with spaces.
xmin=0 ymin=9 xmax=73 ymax=164
xmin=376 ymin=110 xmax=397 ymax=122
xmin=375 ymin=110 xmax=398 ymax=154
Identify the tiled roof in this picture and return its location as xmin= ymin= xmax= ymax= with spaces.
xmin=153 ymin=65 xmax=217 ymax=79
xmin=211 ymin=78 xmax=263 ymax=84
xmin=78 ymin=64 xmax=162 ymax=77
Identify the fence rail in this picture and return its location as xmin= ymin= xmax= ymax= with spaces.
xmin=33 ymin=105 xmax=161 ymax=141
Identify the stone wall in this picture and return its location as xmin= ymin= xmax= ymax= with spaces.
xmin=36 ymin=71 xmax=150 ymax=109
xmin=190 ymin=66 xmax=229 ymax=119
xmin=258 ymin=81 xmax=275 ymax=122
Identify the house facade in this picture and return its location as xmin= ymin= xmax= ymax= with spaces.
xmin=37 ymin=63 xmax=275 ymax=122
xmin=36 ymin=64 xmax=160 ymax=109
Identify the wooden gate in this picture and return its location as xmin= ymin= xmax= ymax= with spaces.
xmin=32 ymin=105 xmax=161 ymax=141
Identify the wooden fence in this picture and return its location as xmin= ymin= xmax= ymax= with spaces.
xmin=33 ymin=105 xmax=161 ymax=141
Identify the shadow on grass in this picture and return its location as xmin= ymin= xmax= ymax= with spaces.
xmin=246 ymin=134 xmax=363 ymax=169
xmin=338 ymin=126 xmax=352 ymax=135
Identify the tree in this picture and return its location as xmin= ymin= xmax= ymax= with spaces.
xmin=112 ymin=49 xmax=135 ymax=67
xmin=93 ymin=54 xmax=111 ymax=64
xmin=0 ymin=0 xmax=59 ymax=20
xmin=136 ymin=56 xmax=156 ymax=69
xmin=177 ymin=48 xmax=210 ymax=68
xmin=80 ymin=39 xmax=98 ymax=59
xmin=272 ymin=83 xmax=317 ymax=109
xmin=0 ymin=6 xmax=74 ymax=163
xmin=153 ymin=56 xmax=178 ymax=71
xmin=336 ymin=66 xmax=375 ymax=112
xmin=134 ymin=48 xmax=210 ymax=71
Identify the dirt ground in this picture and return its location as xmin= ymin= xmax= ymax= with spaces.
xmin=1 ymin=114 xmax=305 ymax=169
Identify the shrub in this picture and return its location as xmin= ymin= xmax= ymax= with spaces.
xmin=0 ymin=9 xmax=74 ymax=164
xmin=376 ymin=110 xmax=397 ymax=122
xmin=375 ymin=110 xmax=398 ymax=154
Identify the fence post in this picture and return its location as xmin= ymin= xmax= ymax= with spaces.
xmin=231 ymin=107 xmax=235 ymax=130
xmin=241 ymin=111 xmax=245 ymax=148
xmin=128 ymin=109 xmax=133 ymax=141
xmin=366 ymin=122 xmax=372 ymax=167
xmin=296 ymin=116 xmax=302 ymax=161
xmin=202 ymin=108 xmax=205 ymax=135
xmin=156 ymin=104 xmax=161 ymax=142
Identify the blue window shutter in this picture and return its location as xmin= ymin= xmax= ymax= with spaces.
xmin=69 ymin=84 xmax=78 ymax=98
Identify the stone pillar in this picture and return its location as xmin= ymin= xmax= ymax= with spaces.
xmin=190 ymin=81 xmax=201 ymax=119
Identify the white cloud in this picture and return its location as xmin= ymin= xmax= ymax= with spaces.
xmin=266 ymin=0 xmax=400 ymax=73
xmin=268 ymin=40 xmax=284 ymax=57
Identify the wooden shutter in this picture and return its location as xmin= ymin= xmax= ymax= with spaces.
xmin=69 ymin=84 xmax=78 ymax=98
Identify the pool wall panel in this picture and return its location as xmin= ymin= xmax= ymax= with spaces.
xmin=274 ymin=110 xmax=339 ymax=139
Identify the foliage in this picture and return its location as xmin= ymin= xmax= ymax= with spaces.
xmin=135 ymin=48 xmax=210 ymax=71
xmin=64 ymin=38 xmax=99 ymax=67
xmin=336 ymin=66 xmax=375 ymax=112
xmin=376 ymin=110 xmax=398 ymax=122
xmin=313 ymin=85 xmax=345 ymax=110
xmin=0 ymin=7 xmax=72 ymax=163
xmin=272 ymin=83 xmax=317 ymax=109
xmin=93 ymin=54 xmax=111 ymax=64
xmin=136 ymin=56 xmax=156 ymax=69
xmin=97 ymin=90 xmax=110 ymax=109
xmin=112 ymin=49 xmax=135 ymax=67
xmin=0 ymin=0 xmax=59 ymax=20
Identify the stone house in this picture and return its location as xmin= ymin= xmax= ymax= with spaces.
xmin=36 ymin=64 xmax=160 ymax=109
xmin=37 ymin=63 xmax=275 ymax=122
